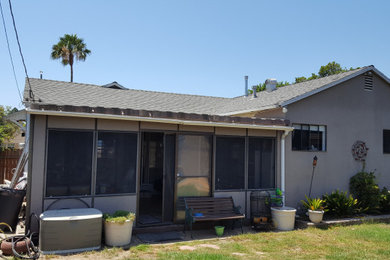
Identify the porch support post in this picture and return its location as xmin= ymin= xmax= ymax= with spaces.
xmin=281 ymin=130 xmax=289 ymax=206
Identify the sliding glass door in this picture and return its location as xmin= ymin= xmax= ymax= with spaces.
xmin=175 ymin=134 xmax=212 ymax=221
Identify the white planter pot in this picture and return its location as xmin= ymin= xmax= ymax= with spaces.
xmin=308 ymin=210 xmax=324 ymax=223
xmin=104 ymin=219 xmax=133 ymax=247
xmin=271 ymin=207 xmax=296 ymax=231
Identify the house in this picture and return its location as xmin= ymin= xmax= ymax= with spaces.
xmin=1 ymin=110 xmax=26 ymax=150
xmin=23 ymin=65 xmax=390 ymax=231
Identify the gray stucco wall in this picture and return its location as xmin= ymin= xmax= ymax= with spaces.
xmin=280 ymin=73 xmax=390 ymax=208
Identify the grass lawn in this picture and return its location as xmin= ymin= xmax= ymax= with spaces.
xmin=43 ymin=222 xmax=390 ymax=260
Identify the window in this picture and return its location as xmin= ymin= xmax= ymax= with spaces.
xmin=248 ymin=138 xmax=275 ymax=189
xmin=46 ymin=130 xmax=93 ymax=197
xmin=384 ymin=130 xmax=390 ymax=154
xmin=292 ymin=124 xmax=326 ymax=151
xmin=96 ymin=132 xmax=138 ymax=194
xmin=215 ymin=137 xmax=245 ymax=190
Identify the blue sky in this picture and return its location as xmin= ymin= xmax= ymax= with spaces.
xmin=1 ymin=0 xmax=389 ymax=108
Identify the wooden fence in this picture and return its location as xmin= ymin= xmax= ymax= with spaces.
xmin=0 ymin=150 xmax=22 ymax=184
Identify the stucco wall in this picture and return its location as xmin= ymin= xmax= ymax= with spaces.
xmin=280 ymin=73 xmax=390 ymax=208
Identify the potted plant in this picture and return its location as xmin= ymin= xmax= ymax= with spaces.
xmin=301 ymin=195 xmax=325 ymax=223
xmin=103 ymin=210 xmax=135 ymax=247
xmin=271 ymin=188 xmax=284 ymax=207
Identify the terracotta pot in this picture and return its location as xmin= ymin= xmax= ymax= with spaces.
xmin=0 ymin=237 xmax=31 ymax=256
xmin=308 ymin=210 xmax=324 ymax=223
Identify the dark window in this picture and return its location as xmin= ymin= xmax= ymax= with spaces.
xmin=46 ymin=130 xmax=93 ymax=197
xmin=96 ymin=132 xmax=138 ymax=194
xmin=248 ymin=138 xmax=275 ymax=189
xmin=292 ymin=124 xmax=326 ymax=151
xmin=384 ymin=130 xmax=390 ymax=154
xmin=215 ymin=137 xmax=245 ymax=190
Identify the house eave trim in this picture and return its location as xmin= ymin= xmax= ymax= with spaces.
xmin=218 ymin=105 xmax=279 ymax=116
xmin=26 ymin=108 xmax=293 ymax=131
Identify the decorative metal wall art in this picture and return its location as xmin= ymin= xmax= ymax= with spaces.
xmin=352 ymin=141 xmax=368 ymax=161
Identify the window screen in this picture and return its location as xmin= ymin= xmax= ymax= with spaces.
xmin=384 ymin=130 xmax=390 ymax=154
xmin=96 ymin=132 xmax=138 ymax=194
xmin=215 ymin=137 xmax=245 ymax=190
xmin=292 ymin=124 xmax=326 ymax=151
xmin=248 ymin=138 xmax=275 ymax=189
xmin=46 ymin=130 xmax=93 ymax=197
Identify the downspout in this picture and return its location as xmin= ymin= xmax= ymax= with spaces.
xmin=281 ymin=130 xmax=289 ymax=206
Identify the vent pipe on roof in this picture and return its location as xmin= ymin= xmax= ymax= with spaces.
xmin=265 ymin=78 xmax=277 ymax=92
xmin=244 ymin=76 xmax=249 ymax=96
xmin=40 ymin=71 xmax=43 ymax=79
xmin=252 ymin=85 xmax=257 ymax=98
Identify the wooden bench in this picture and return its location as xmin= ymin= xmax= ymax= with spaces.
xmin=184 ymin=197 xmax=245 ymax=237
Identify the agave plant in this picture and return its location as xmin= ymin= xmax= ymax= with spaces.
xmin=301 ymin=195 xmax=324 ymax=211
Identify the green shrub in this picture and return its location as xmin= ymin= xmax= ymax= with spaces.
xmin=103 ymin=210 xmax=135 ymax=223
xmin=349 ymin=171 xmax=381 ymax=213
xmin=380 ymin=187 xmax=390 ymax=213
xmin=322 ymin=190 xmax=358 ymax=217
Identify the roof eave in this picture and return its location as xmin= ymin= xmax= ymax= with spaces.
xmin=26 ymin=106 xmax=293 ymax=132
xmin=218 ymin=105 xmax=280 ymax=116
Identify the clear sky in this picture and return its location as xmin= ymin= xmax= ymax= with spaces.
xmin=1 ymin=0 xmax=389 ymax=108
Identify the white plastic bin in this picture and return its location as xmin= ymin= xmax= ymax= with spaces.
xmin=271 ymin=207 xmax=296 ymax=231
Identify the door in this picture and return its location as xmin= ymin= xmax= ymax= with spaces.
xmin=175 ymin=134 xmax=212 ymax=221
xmin=138 ymin=132 xmax=164 ymax=225
xmin=162 ymin=133 xmax=176 ymax=222
xmin=138 ymin=132 xmax=176 ymax=225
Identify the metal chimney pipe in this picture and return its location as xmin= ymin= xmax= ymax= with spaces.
xmin=252 ymin=85 xmax=257 ymax=98
xmin=40 ymin=71 xmax=43 ymax=79
xmin=244 ymin=76 xmax=248 ymax=96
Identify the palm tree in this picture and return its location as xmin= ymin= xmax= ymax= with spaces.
xmin=51 ymin=34 xmax=91 ymax=82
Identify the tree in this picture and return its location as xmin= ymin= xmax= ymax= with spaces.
xmin=307 ymin=73 xmax=319 ymax=80
xmin=0 ymin=106 xmax=19 ymax=149
xmin=252 ymin=62 xmax=359 ymax=93
xmin=295 ymin=76 xmax=307 ymax=83
xmin=51 ymin=34 xmax=91 ymax=82
xmin=294 ymin=62 xmax=357 ymax=84
xmin=318 ymin=61 xmax=345 ymax=77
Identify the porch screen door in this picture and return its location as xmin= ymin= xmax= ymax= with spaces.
xmin=175 ymin=134 xmax=212 ymax=221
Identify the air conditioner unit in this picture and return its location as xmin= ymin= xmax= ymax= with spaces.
xmin=39 ymin=208 xmax=102 ymax=254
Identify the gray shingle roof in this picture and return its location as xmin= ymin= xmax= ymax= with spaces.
xmin=24 ymin=66 xmax=374 ymax=116
xmin=220 ymin=67 xmax=370 ymax=115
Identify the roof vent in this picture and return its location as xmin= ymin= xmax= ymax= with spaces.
xmin=265 ymin=78 xmax=277 ymax=92
xmin=252 ymin=85 xmax=257 ymax=98
xmin=102 ymin=81 xmax=127 ymax=90
xmin=364 ymin=72 xmax=373 ymax=91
